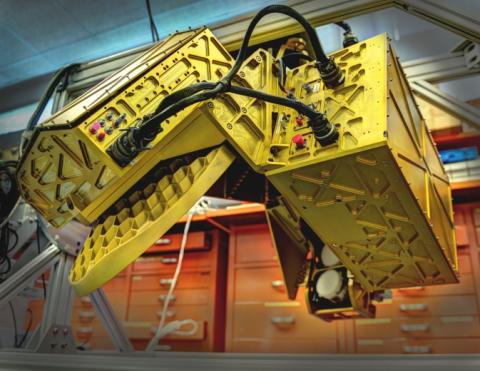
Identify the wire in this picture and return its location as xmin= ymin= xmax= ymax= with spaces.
xmin=228 ymin=85 xmax=318 ymax=118
xmin=145 ymin=0 xmax=160 ymax=42
xmin=8 ymin=301 xmax=18 ymax=347
xmin=16 ymin=308 xmax=33 ymax=348
xmin=110 ymin=5 xmax=339 ymax=164
xmin=335 ymin=21 xmax=351 ymax=33
xmin=36 ymin=220 xmax=47 ymax=300
xmin=224 ymin=4 xmax=329 ymax=86
xmin=146 ymin=212 xmax=194 ymax=351
xmin=20 ymin=64 xmax=80 ymax=155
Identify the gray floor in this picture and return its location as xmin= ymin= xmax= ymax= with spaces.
xmin=2 ymin=350 xmax=480 ymax=371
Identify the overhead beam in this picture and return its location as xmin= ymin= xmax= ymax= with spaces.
xmin=397 ymin=0 xmax=480 ymax=44
xmin=411 ymin=80 xmax=480 ymax=131
xmin=1 ymin=0 xmax=479 ymax=125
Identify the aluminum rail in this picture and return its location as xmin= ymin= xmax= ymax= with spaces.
xmin=0 ymin=351 xmax=480 ymax=371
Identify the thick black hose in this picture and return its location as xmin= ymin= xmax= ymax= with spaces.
xmin=223 ymin=4 xmax=329 ymax=85
xmin=26 ymin=64 xmax=80 ymax=131
xmin=228 ymin=85 xmax=317 ymax=118
xmin=335 ymin=21 xmax=351 ymax=33
xmin=154 ymin=82 xmax=216 ymax=115
xmin=130 ymin=84 xmax=224 ymax=149
xmin=156 ymin=5 xmax=328 ymax=116
xmin=109 ymin=5 xmax=339 ymax=165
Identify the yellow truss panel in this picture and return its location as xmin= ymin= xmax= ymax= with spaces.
xmin=267 ymin=34 xmax=457 ymax=291
xmin=17 ymin=28 xmax=233 ymax=228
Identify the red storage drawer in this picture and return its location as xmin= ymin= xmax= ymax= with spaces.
xmin=144 ymin=231 xmax=210 ymax=254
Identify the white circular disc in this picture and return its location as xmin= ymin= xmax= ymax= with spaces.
xmin=321 ymin=245 xmax=340 ymax=267
xmin=315 ymin=269 xmax=343 ymax=300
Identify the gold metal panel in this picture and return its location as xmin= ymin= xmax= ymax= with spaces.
xmin=202 ymin=49 xmax=278 ymax=171
xmin=17 ymin=28 xmax=233 ymax=227
xmin=267 ymin=34 xmax=457 ymax=291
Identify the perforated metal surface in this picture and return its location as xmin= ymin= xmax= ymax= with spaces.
xmin=69 ymin=145 xmax=234 ymax=295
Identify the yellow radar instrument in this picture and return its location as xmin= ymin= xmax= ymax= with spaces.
xmin=16 ymin=5 xmax=457 ymax=320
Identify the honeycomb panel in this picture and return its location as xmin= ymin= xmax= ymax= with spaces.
xmin=69 ymin=145 xmax=234 ymax=295
xmin=17 ymin=28 xmax=233 ymax=227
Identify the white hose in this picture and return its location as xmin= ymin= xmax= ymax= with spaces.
xmin=146 ymin=211 xmax=196 ymax=351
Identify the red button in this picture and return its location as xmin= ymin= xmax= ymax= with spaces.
xmin=89 ymin=122 xmax=101 ymax=134
xmin=96 ymin=131 xmax=106 ymax=141
xmin=292 ymin=134 xmax=305 ymax=148
xmin=295 ymin=116 xmax=304 ymax=126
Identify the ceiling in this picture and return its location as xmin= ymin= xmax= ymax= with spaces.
xmin=0 ymin=0 xmax=274 ymax=89
xmin=1 ymin=0 xmax=478 ymax=92
xmin=0 ymin=0 xmax=478 ymax=127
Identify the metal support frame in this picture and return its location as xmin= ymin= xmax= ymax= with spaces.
xmin=89 ymin=289 xmax=134 ymax=352
xmin=402 ymin=44 xmax=480 ymax=83
xmin=25 ymin=252 xmax=77 ymax=353
xmin=402 ymin=39 xmax=480 ymax=131
xmin=0 ymin=244 xmax=60 ymax=307
xmin=411 ymin=80 xmax=480 ymax=131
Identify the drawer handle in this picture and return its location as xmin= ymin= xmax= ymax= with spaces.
xmin=158 ymin=294 xmax=176 ymax=302
xmin=398 ymin=286 xmax=425 ymax=292
xmin=155 ymin=238 xmax=172 ymax=245
xmin=156 ymin=310 xmax=176 ymax=319
xmin=78 ymin=311 xmax=95 ymax=319
xmin=271 ymin=316 xmax=295 ymax=325
xmin=399 ymin=303 xmax=428 ymax=312
xmin=403 ymin=345 xmax=431 ymax=354
xmin=159 ymin=278 xmax=174 ymax=286
xmin=271 ymin=280 xmax=285 ymax=289
xmin=401 ymin=323 xmax=430 ymax=332
xmin=161 ymin=257 xmax=178 ymax=264
xmin=79 ymin=297 xmax=92 ymax=304
xmin=77 ymin=326 xmax=94 ymax=334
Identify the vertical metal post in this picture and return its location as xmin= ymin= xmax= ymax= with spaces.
xmin=26 ymin=252 xmax=77 ymax=353
xmin=90 ymin=289 xmax=134 ymax=352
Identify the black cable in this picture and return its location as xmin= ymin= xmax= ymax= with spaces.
xmin=335 ymin=21 xmax=351 ymax=33
xmin=228 ymin=85 xmax=318 ymax=118
xmin=21 ymin=64 xmax=80 ymax=155
xmin=8 ymin=302 xmax=19 ymax=347
xmin=152 ymin=5 xmax=330 ymax=115
xmin=17 ymin=308 xmax=33 ymax=348
xmin=281 ymin=52 xmax=314 ymax=62
xmin=25 ymin=64 xmax=80 ymax=132
xmin=7 ymin=227 xmax=18 ymax=253
xmin=36 ymin=221 xmax=47 ymax=300
xmin=146 ymin=0 xmax=160 ymax=42
xmin=223 ymin=4 xmax=329 ymax=85
xmin=109 ymin=5 xmax=341 ymax=165
xmin=335 ymin=21 xmax=358 ymax=47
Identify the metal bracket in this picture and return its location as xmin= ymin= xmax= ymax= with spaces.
xmin=35 ymin=325 xmax=76 ymax=354
xmin=26 ymin=253 xmax=76 ymax=352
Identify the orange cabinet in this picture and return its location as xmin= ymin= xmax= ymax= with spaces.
xmin=226 ymin=224 xmax=342 ymax=353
